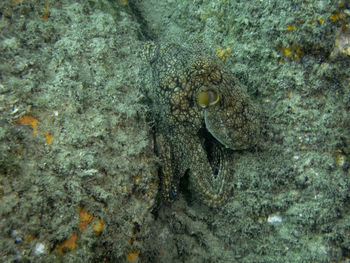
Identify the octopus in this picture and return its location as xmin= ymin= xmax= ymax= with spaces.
xmin=142 ymin=42 xmax=260 ymax=207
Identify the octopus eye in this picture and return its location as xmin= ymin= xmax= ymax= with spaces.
xmin=198 ymin=89 xmax=219 ymax=108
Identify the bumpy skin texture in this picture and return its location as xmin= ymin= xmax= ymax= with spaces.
xmin=143 ymin=42 xmax=260 ymax=207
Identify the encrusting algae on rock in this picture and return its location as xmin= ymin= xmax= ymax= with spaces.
xmin=12 ymin=115 xmax=39 ymax=135
xmin=142 ymin=42 xmax=260 ymax=207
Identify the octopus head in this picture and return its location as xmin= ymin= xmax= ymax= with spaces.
xmin=198 ymin=83 xmax=259 ymax=151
